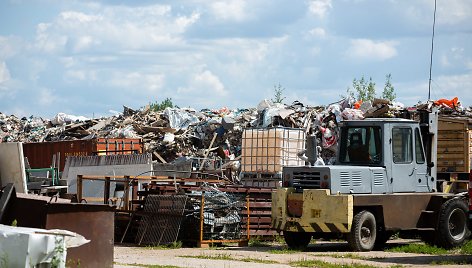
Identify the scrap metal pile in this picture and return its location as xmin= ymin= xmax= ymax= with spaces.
xmin=185 ymin=185 xmax=244 ymax=241
xmin=1 ymin=97 xmax=471 ymax=169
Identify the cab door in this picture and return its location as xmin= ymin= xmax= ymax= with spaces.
xmin=390 ymin=126 xmax=416 ymax=192
xmin=414 ymin=127 xmax=430 ymax=192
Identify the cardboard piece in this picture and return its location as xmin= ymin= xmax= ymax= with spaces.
xmin=0 ymin=142 xmax=27 ymax=193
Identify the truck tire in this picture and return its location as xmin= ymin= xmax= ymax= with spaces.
xmin=347 ymin=210 xmax=377 ymax=252
xmin=283 ymin=231 xmax=311 ymax=250
xmin=436 ymin=198 xmax=469 ymax=249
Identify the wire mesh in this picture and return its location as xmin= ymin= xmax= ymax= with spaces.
xmin=135 ymin=194 xmax=188 ymax=246
xmin=188 ymin=186 xmax=246 ymax=241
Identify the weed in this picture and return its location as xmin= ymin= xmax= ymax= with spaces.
xmin=179 ymin=253 xmax=232 ymax=261
xmin=144 ymin=241 xmax=182 ymax=250
xmin=459 ymin=240 xmax=472 ymax=254
xmin=249 ymin=236 xmax=271 ymax=247
xmin=179 ymin=254 xmax=279 ymax=264
xmin=274 ymin=234 xmax=285 ymax=244
xmin=312 ymin=253 xmax=364 ymax=260
xmin=387 ymin=243 xmax=448 ymax=255
xmin=289 ymin=258 xmax=377 ymax=268
xmin=114 ymin=263 xmax=180 ymax=268
xmin=268 ymin=247 xmax=302 ymax=254
xmin=240 ymin=257 xmax=279 ymax=264
xmin=50 ymin=236 xmax=66 ymax=268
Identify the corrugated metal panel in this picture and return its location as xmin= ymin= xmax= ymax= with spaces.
xmin=23 ymin=138 xmax=143 ymax=171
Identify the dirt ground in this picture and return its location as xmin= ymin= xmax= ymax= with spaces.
xmin=113 ymin=239 xmax=472 ymax=268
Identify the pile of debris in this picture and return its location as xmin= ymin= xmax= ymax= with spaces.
xmin=1 ymin=97 xmax=471 ymax=167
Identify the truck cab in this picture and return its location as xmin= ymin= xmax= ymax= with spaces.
xmin=284 ymin=118 xmax=436 ymax=194
xmin=272 ymin=110 xmax=469 ymax=251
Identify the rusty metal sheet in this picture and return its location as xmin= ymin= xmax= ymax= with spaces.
xmin=45 ymin=203 xmax=115 ymax=268
xmin=23 ymin=138 xmax=143 ymax=172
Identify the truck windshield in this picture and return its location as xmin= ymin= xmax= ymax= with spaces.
xmin=339 ymin=126 xmax=382 ymax=165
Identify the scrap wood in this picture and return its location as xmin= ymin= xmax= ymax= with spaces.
xmin=153 ymin=152 xmax=167 ymax=163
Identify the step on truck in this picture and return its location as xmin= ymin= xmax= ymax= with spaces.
xmin=271 ymin=108 xmax=470 ymax=251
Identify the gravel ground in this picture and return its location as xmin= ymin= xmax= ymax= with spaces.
xmin=113 ymin=239 xmax=472 ymax=268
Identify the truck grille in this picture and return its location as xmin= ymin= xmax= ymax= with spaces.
xmin=291 ymin=170 xmax=321 ymax=189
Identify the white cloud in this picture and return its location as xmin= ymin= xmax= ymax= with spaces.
xmin=308 ymin=27 xmax=326 ymax=38
xmin=0 ymin=36 xmax=20 ymax=59
xmin=33 ymin=4 xmax=200 ymax=54
xmin=210 ymin=0 xmax=248 ymax=21
xmin=0 ymin=61 xmax=11 ymax=84
xmin=64 ymin=70 xmax=97 ymax=82
xmin=109 ymin=71 xmax=165 ymax=94
xmin=73 ymin=35 xmax=95 ymax=52
xmin=194 ymin=70 xmax=226 ymax=96
xmin=437 ymin=0 xmax=472 ymax=25
xmin=396 ymin=73 xmax=472 ymax=107
xmin=35 ymin=23 xmax=67 ymax=53
xmin=38 ymin=88 xmax=59 ymax=106
xmin=346 ymin=39 xmax=397 ymax=61
xmin=308 ymin=0 xmax=332 ymax=19
xmin=178 ymin=70 xmax=227 ymax=97
xmin=60 ymin=11 xmax=103 ymax=23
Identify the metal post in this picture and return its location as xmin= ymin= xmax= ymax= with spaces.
xmin=199 ymin=191 xmax=205 ymax=245
xmin=77 ymin=175 xmax=83 ymax=203
xmin=246 ymin=194 xmax=250 ymax=241
xmin=124 ymin=175 xmax=130 ymax=211
xmin=104 ymin=176 xmax=111 ymax=205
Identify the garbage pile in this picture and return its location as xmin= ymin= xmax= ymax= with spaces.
xmin=1 ymin=97 xmax=471 ymax=168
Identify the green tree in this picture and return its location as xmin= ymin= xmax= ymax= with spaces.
xmin=351 ymin=76 xmax=376 ymax=102
xmin=348 ymin=74 xmax=396 ymax=102
xmin=149 ymin=97 xmax=174 ymax=111
xmin=382 ymin=73 xmax=396 ymax=101
xmin=271 ymin=83 xmax=286 ymax=103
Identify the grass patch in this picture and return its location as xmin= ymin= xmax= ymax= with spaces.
xmin=179 ymin=254 xmax=279 ymax=264
xmin=313 ymin=253 xmax=365 ymax=260
xmin=459 ymin=240 xmax=472 ymax=254
xmin=114 ymin=263 xmax=180 ymax=268
xmin=240 ymin=257 xmax=279 ymax=264
xmin=387 ymin=243 xmax=449 ymax=255
xmin=249 ymin=236 xmax=271 ymax=247
xmin=289 ymin=258 xmax=377 ymax=268
xmin=268 ymin=247 xmax=303 ymax=254
xmin=179 ymin=253 xmax=233 ymax=261
xmin=143 ymin=241 xmax=182 ymax=250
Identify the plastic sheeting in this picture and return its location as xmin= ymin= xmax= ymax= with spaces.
xmin=163 ymin=107 xmax=200 ymax=130
xmin=51 ymin=113 xmax=89 ymax=126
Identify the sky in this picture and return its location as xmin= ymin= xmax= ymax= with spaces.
xmin=0 ymin=0 xmax=471 ymax=119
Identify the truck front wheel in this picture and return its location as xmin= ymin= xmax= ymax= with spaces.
xmin=436 ymin=198 xmax=469 ymax=249
xmin=347 ymin=210 xmax=377 ymax=251
xmin=283 ymin=231 xmax=311 ymax=250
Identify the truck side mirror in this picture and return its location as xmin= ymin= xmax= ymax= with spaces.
xmin=427 ymin=162 xmax=435 ymax=168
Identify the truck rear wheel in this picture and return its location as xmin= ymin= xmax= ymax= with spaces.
xmin=283 ymin=231 xmax=311 ymax=250
xmin=347 ymin=210 xmax=377 ymax=252
xmin=436 ymin=198 xmax=469 ymax=249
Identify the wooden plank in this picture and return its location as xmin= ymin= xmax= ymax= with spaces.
xmin=437 ymin=154 xmax=467 ymax=160
xmin=437 ymin=147 xmax=464 ymax=153
xmin=438 ymin=120 xmax=467 ymax=131
xmin=438 ymin=141 xmax=466 ymax=146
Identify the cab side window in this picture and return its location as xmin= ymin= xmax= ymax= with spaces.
xmin=392 ymin=128 xmax=413 ymax=163
xmin=415 ymin=128 xmax=425 ymax=164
